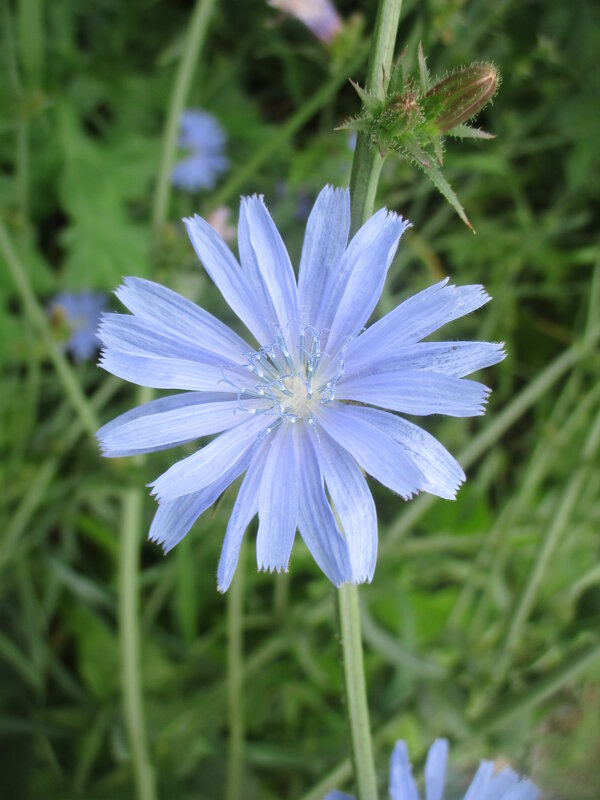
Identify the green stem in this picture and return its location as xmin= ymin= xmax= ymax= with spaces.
xmin=336 ymin=584 xmax=378 ymax=800
xmin=334 ymin=3 xmax=403 ymax=797
xmin=0 ymin=217 xmax=100 ymax=439
xmin=119 ymin=6 xmax=215 ymax=796
xmin=117 ymin=4 xmax=219 ymax=792
xmin=120 ymin=489 xmax=157 ymax=800
xmin=152 ymin=0 xmax=217 ymax=236
xmin=348 ymin=0 xmax=403 ymax=235
xmin=225 ymin=542 xmax=245 ymax=800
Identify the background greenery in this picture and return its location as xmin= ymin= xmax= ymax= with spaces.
xmin=2 ymin=0 xmax=599 ymax=798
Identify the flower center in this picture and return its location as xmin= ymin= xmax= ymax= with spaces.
xmin=282 ymin=374 xmax=313 ymax=418
xmin=233 ymin=322 xmax=347 ymax=428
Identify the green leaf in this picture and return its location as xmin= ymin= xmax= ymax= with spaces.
xmin=56 ymin=105 xmax=157 ymax=289
xmin=66 ymin=607 xmax=119 ymax=699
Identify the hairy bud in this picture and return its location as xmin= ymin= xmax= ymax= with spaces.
xmin=427 ymin=64 xmax=498 ymax=133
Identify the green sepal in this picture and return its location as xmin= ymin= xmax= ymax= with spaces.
xmin=349 ymin=80 xmax=381 ymax=114
xmin=432 ymin=136 xmax=444 ymax=165
xmin=447 ymin=123 xmax=495 ymax=140
xmin=336 ymin=115 xmax=372 ymax=134
xmin=388 ymin=53 xmax=405 ymax=96
xmin=417 ymin=42 xmax=431 ymax=92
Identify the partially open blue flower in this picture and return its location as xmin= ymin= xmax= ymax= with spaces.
xmin=97 ymin=186 xmax=504 ymax=591
xmin=49 ymin=291 xmax=107 ymax=362
xmin=171 ymin=110 xmax=228 ymax=192
xmin=325 ymin=739 xmax=539 ymax=800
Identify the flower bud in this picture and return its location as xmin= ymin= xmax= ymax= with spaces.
xmin=426 ymin=63 xmax=498 ymax=133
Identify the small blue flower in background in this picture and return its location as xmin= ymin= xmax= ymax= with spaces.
xmin=325 ymin=739 xmax=539 ymax=800
xmin=171 ymin=110 xmax=229 ymax=192
xmin=268 ymin=0 xmax=342 ymax=43
xmin=49 ymin=291 xmax=107 ymax=362
xmin=97 ymin=186 xmax=504 ymax=591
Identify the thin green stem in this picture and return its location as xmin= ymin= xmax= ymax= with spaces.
xmin=333 ymin=3 xmax=403 ymax=796
xmin=225 ymin=542 xmax=245 ymax=800
xmin=348 ymin=0 xmax=403 ymax=235
xmin=120 ymin=489 xmax=157 ymax=800
xmin=336 ymin=584 xmax=378 ymax=800
xmin=0 ymin=217 xmax=100 ymax=439
xmin=152 ymin=0 xmax=217 ymax=236
xmin=119 ymin=6 xmax=215 ymax=796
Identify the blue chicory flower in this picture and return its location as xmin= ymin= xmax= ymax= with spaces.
xmin=171 ymin=110 xmax=229 ymax=192
xmin=268 ymin=0 xmax=342 ymax=43
xmin=97 ymin=186 xmax=504 ymax=591
xmin=325 ymin=739 xmax=539 ymax=800
xmin=49 ymin=291 xmax=107 ymax=361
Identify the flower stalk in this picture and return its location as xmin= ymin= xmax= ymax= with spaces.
xmin=339 ymin=2 xmax=404 ymax=795
xmin=336 ymin=584 xmax=378 ymax=800
xmin=348 ymin=0 xmax=403 ymax=235
xmin=225 ymin=542 xmax=246 ymax=800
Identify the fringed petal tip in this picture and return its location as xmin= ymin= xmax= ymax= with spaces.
xmin=148 ymin=523 xmax=184 ymax=555
xmin=448 ymin=473 xmax=466 ymax=500
xmin=380 ymin=208 xmax=412 ymax=237
xmin=319 ymin=184 xmax=350 ymax=200
xmin=113 ymin=279 xmax=134 ymax=305
xmin=463 ymin=283 xmax=490 ymax=306
xmin=335 ymin=572 xmax=374 ymax=588
xmin=96 ymin=439 xmax=112 ymax=458
xmin=257 ymin=563 xmax=290 ymax=575
xmin=240 ymin=193 xmax=265 ymax=206
xmin=477 ymin=385 xmax=493 ymax=415
xmin=97 ymin=348 xmax=110 ymax=370
xmin=147 ymin=529 xmax=168 ymax=551
xmin=182 ymin=213 xmax=200 ymax=230
xmin=147 ymin=531 xmax=166 ymax=550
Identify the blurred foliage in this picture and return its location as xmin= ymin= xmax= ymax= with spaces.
xmin=1 ymin=0 xmax=599 ymax=799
